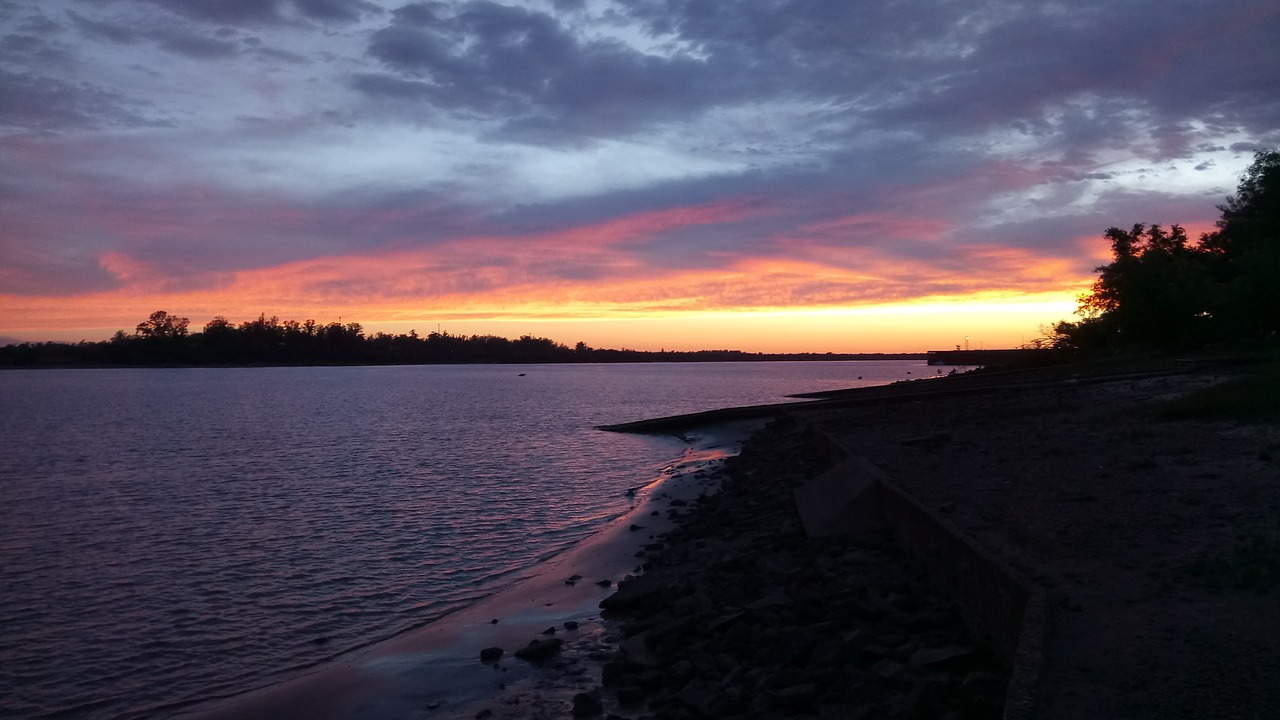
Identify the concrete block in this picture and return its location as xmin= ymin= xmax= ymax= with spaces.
xmin=792 ymin=459 xmax=886 ymax=541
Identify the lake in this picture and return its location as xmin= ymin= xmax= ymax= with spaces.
xmin=0 ymin=360 xmax=926 ymax=719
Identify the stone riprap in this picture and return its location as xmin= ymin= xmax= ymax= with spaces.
xmin=594 ymin=416 xmax=1010 ymax=720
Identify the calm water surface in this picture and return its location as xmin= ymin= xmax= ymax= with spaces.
xmin=0 ymin=361 xmax=925 ymax=719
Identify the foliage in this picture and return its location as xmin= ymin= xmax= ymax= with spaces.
xmin=1058 ymin=150 xmax=1280 ymax=352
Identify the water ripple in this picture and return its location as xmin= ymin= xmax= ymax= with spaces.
xmin=0 ymin=361 xmax=918 ymax=719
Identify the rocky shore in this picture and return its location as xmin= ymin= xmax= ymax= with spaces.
xmin=570 ymin=417 xmax=1010 ymax=719
xmin=472 ymin=362 xmax=1280 ymax=720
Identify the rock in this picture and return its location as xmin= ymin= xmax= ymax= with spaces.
xmin=859 ymin=644 xmax=901 ymax=661
xmin=676 ymin=678 xmax=720 ymax=715
xmin=541 ymin=626 xmax=557 ymax=635
xmin=599 ymin=574 xmax=665 ymax=612
xmin=871 ymin=658 xmax=905 ymax=682
xmin=479 ymin=646 xmax=503 ymax=663
xmin=583 ymin=418 xmax=1009 ymax=720
xmin=629 ymin=524 xmax=645 ymax=531
xmin=596 ymin=579 xmax=613 ymax=588
xmin=772 ymin=683 xmax=817 ymax=708
xmin=571 ymin=690 xmax=604 ymax=717
xmin=707 ymin=611 xmax=745 ymax=632
xmin=475 ymin=710 xmax=492 ymax=719
xmin=564 ymin=620 xmax=580 ymax=630
xmin=620 ymin=633 xmax=659 ymax=668
xmin=961 ymin=671 xmax=1008 ymax=702
xmin=910 ymin=645 xmax=974 ymax=669
xmin=668 ymin=659 xmax=694 ymax=682
xmin=900 ymin=432 xmax=952 ymax=448
xmin=634 ymin=669 xmax=665 ymax=691
xmin=904 ymin=609 xmax=956 ymax=630
xmin=513 ymin=638 xmax=563 ymax=662
xmin=616 ymin=685 xmax=645 ymax=706
xmin=756 ymin=550 xmax=795 ymax=574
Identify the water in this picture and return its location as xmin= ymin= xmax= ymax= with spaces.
xmin=0 ymin=360 xmax=925 ymax=719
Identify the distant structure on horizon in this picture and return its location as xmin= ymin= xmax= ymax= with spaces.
xmin=926 ymin=348 xmax=1057 ymax=368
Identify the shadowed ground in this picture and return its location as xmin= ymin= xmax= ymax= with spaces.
xmin=807 ymin=365 xmax=1280 ymax=718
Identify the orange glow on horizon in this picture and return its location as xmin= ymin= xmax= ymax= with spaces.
xmin=1 ymin=287 xmax=1083 ymax=354
xmin=1 ymin=200 xmax=1097 ymax=353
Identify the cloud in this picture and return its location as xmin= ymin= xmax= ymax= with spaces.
xmin=359 ymin=1 xmax=750 ymax=141
xmin=0 ymin=68 xmax=158 ymax=131
xmin=293 ymin=0 xmax=380 ymax=23
xmin=1 ymin=0 xmax=1277 ymax=347
xmin=100 ymin=0 xmax=378 ymax=26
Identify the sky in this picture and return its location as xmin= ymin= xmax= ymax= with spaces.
xmin=1 ymin=0 xmax=1277 ymax=353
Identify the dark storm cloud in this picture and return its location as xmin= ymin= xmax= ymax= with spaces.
xmin=158 ymin=31 xmax=240 ymax=58
xmin=65 ymin=9 xmax=314 ymax=65
xmin=0 ymin=68 xmax=159 ymax=130
xmin=860 ymin=2 xmax=1280 ymax=154
xmin=355 ymin=0 xmax=1280 ymax=156
xmin=293 ymin=0 xmax=381 ymax=22
xmin=99 ymin=0 xmax=379 ymax=26
xmin=360 ymin=1 xmax=754 ymax=138
xmin=65 ymin=9 xmax=145 ymax=44
xmin=125 ymin=0 xmax=290 ymax=25
xmin=67 ymin=9 xmax=243 ymax=59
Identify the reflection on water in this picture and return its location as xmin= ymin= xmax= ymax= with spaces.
xmin=0 ymin=361 xmax=923 ymax=718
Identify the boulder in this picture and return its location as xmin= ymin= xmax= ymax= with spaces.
xmin=513 ymin=638 xmax=563 ymax=662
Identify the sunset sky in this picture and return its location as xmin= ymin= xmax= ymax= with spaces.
xmin=2 ymin=0 xmax=1277 ymax=352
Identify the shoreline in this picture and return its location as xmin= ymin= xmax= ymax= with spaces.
xmin=178 ymin=359 xmax=1280 ymax=718
xmin=174 ymin=422 xmax=761 ymax=720
xmin=571 ymin=417 xmax=1014 ymax=719
xmin=554 ymin=362 xmax=1279 ymax=719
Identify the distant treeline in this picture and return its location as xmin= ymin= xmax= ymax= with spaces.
xmin=0 ymin=312 xmax=922 ymax=367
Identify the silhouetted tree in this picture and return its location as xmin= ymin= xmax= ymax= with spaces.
xmin=135 ymin=310 xmax=190 ymax=340
xmin=1061 ymin=149 xmax=1278 ymax=352
xmin=199 ymin=316 xmax=238 ymax=361
xmin=0 ymin=311 xmax=920 ymax=367
xmin=1077 ymin=223 xmax=1212 ymax=349
xmin=1201 ymin=150 xmax=1280 ymax=339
